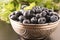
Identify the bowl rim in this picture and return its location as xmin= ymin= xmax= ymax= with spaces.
xmin=9 ymin=12 xmax=60 ymax=26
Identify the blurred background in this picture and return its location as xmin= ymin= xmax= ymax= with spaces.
xmin=0 ymin=0 xmax=60 ymax=40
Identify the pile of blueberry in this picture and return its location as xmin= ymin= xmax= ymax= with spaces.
xmin=10 ymin=6 xmax=59 ymax=24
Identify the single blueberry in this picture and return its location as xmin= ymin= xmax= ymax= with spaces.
xmin=10 ymin=15 xmax=18 ymax=20
xmin=18 ymin=15 xmax=25 ymax=23
xmin=38 ymin=17 xmax=46 ymax=24
xmin=23 ymin=19 xmax=30 ymax=24
xmin=31 ymin=17 xmax=37 ymax=24
xmin=50 ymin=15 xmax=59 ymax=22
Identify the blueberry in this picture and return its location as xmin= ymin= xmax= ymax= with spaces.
xmin=15 ymin=11 xmax=23 ymax=17
xmin=45 ymin=10 xmax=49 ymax=14
xmin=53 ymin=13 xmax=59 ymax=19
xmin=23 ymin=10 xmax=31 ymax=16
xmin=48 ymin=12 xmax=57 ymax=16
xmin=41 ymin=11 xmax=47 ymax=16
xmin=23 ymin=10 xmax=35 ymax=19
xmin=18 ymin=15 xmax=25 ymax=23
xmin=23 ymin=10 xmax=31 ymax=18
xmin=35 ymin=8 xmax=42 ymax=13
xmin=21 ymin=5 xmax=27 ymax=9
xmin=46 ymin=15 xmax=51 ymax=23
xmin=10 ymin=15 xmax=18 ymax=20
xmin=30 ymin=10 xmax=35 ymax=14
xmin=48 ymin=12 xmax=53 ymax=16
xmin=29 ymin=14 xmax=36 ymax=19
xmin=36 ymin=13 xmax=42 ymax=19
xmin=32 ymin=6 xmax=42 ymax=13
xmin=35 ymin=6 xmax=42 ymax=13
xmin=38 ymin=17 xmax=46 ymax=24
xmin=20 ymin=9 xmax=25 ymax=14
xmin=50 ymin=15 xmax=59 ymax=22
xmin=23 ymin=19 xmax=30 ymax=24
xmin=31 ymin=17 xmax=37 ymax=24
xmin=31 ymin=8 xmax=36 ymax=13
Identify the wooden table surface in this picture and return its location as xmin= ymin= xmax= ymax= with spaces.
xmin=0 ymin=20 xmax=60 ymax=40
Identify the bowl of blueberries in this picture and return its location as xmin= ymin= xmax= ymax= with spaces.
xmin=9 ymin=6 xmax=60 ymax=39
